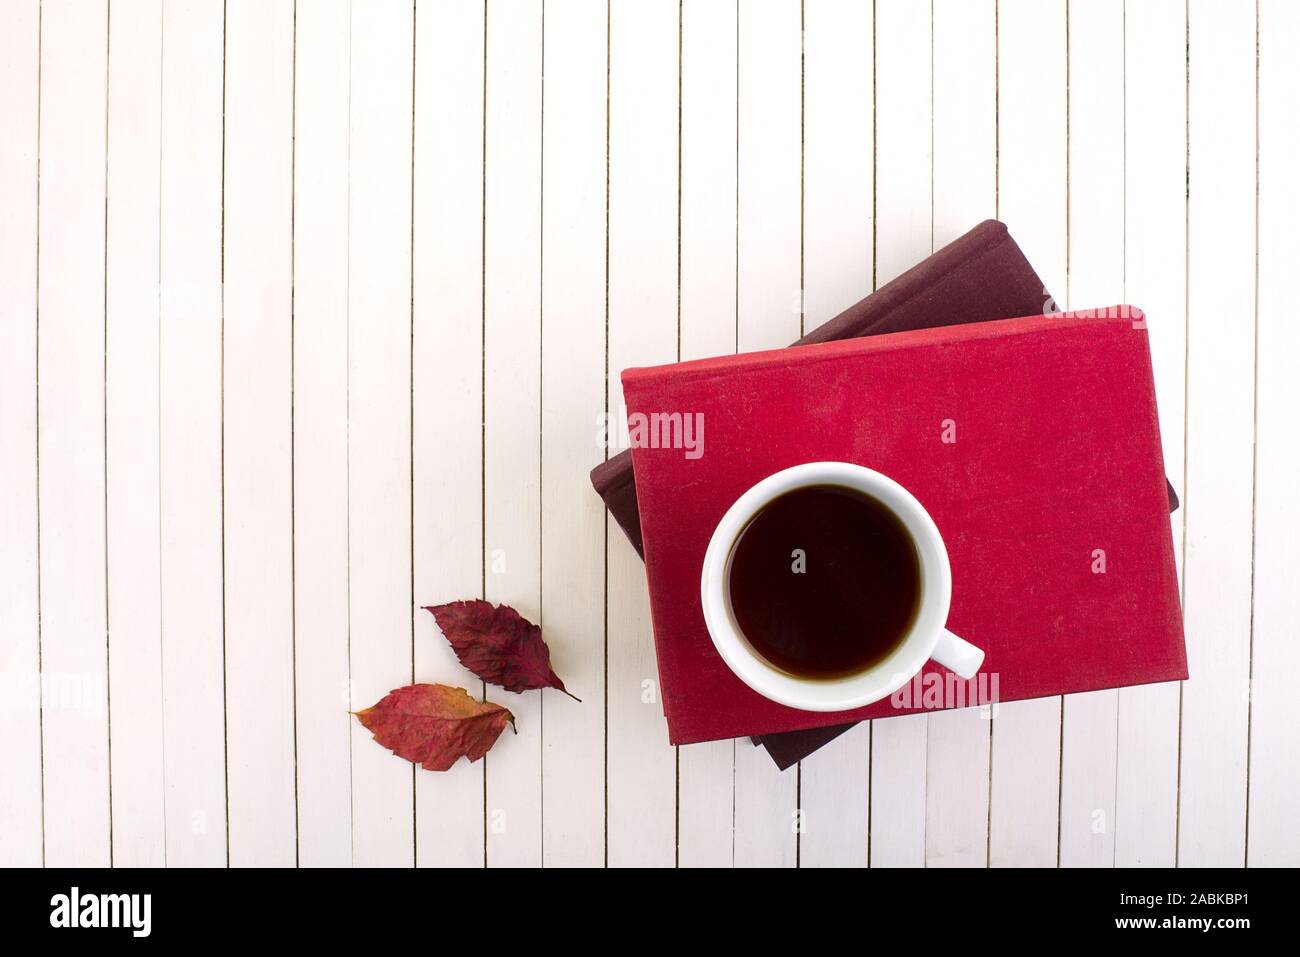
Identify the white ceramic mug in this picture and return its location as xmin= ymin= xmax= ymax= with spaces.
xmin=700 ymin=461 xmax=985 ymax=712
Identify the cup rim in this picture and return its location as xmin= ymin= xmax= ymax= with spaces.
xmin=699 ymin=462 xmax=952 ymax=712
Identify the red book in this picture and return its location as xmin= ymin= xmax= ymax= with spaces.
xmin=623 ymin=308 xmax=1187 ymax=745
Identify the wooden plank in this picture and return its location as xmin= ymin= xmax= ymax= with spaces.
xmin=733 ymin=0 xmax=801 ymax=868
xmin=798 ymin=726 xmax=870 ymax=868
xmin=874 ymin=0 xmax=933 ymax=282
xmin=412 ymin=0 xmax=486 ymax=869
xmin=1249 ymin=0 xmax=1300 ymax=869
xmin=1058 ymin=0 xmax=1124 ymax=869
xmin=798 ymin=0 xmax=873 ymax=869
xmin=346 ymin=0 xmax=414 ymax=867
xmin=997 ymin=0 xmax=1068 ymax=303
xmin=802 ymin=0 xmax=873 ymax=324
xmin=989 ymin=700 xmax=1060 ymax=866
xmin=482 ymin=0 xmax=542 ymax=867
xmin=869 ymin=0 xmax=930 ymax=869
xmin=1115 ymin=0 xmax=1186 ymax=868
xmin=158 ymin=0 xmax=229 ymax=867
xmin=159 ymin=0 xmax=227 ymax=867
xmin=1178 ymin=0 xmax=1255 ymax=868
xmin=676 ymin=0 xmax=739 ymax=869
xmin=925 ymin=0 xmax=996 ymax=869
xmin=736 ymin=0 xmax=801 ymax=352
xmin=293 ymin=0 xmax=353 ymax=868
xmin=105 ymin=0 xmax=165 ymax=868
xmin=987 ymin=0 xmax=1067 ymax=867
xmin=0 ymin=0 xmax=43 ymax=868
xmin=538 ymin=0 xmax=607 ymax=868
xmin=606 ymin=0 xmax=678 ymax=868
xmin=222 ymin=0 xmax=296 ymax=867
xmin=37 ymin=0 xmax=111 ymax=868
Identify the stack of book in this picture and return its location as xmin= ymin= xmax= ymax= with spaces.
xmin=590 ymin=221 xmax=1185 ymax=767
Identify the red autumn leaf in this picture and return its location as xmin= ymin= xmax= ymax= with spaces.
xmin=424 ymin=600 xmax=580 ymax=701
xmin=354 ymin=684 xmax=515 ymax=772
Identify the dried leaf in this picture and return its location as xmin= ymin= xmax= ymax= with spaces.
xmin=424 ymin=600 xmax=579 ymax=701
xmin=354 ymin=683 xmax=515 ymax=772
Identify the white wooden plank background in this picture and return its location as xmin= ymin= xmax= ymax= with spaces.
xmin=1 ymin=0 xmax=44 ymax=871
xmin=37 ymin=0 xmax=111 ymax=869
xmin=347 ymin=0 xmax=414 ymax=867
xmin=159 ymin=0 xmax=226 ymax=867
xmin=1249 ymin=0 xmax=1300 ymax=868
xmin=107 ymin=0 xmax=166 ymax=869
xmin=1 ymin=0 xmax=1295 ymax=869
xmin=223 ymin=0 xmax=296 ymax=867
xmin=413 ymin=0 xmax=486 ymax=869
xmin=1180 ymin=0 xmax=1255 ymax=868
xmin=293 ymin=0 xmax=353 ymax=869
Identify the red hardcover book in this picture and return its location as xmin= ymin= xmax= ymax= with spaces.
xmin=623 ymin=308 xmax=1187 ymax=745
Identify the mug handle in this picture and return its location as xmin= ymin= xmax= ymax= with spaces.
xmin=931 ymin=629 xmax=985 ymax=679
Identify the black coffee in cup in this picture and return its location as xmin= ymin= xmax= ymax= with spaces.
xmin=726 ymin=484 xmax=921 ymax=679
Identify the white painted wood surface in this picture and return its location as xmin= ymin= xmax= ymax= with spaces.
xmin=36 ymin=0 xmax=111 ymax=869
xmin=223 ymin=0 xmax=296 ymax=868
xmin=1180 ymin=0 xmax=1255 ymax=868
xmin=107 ymin=0 xmax=166 ymax=869
xmin=1249 ymin=0 xmax=1300 ymax=869
xmin=347 ymin=0 xmax=414 ymax=867
xmin=538 ymin=0 xmax=606 ymax=868
xmin=1 ymin=0 xmax=1293 ymax=868
xmin=293 ymin=0 xmax=353 ymax=869
xmin=1 ymin=0 xmax=44 ymax=870
xmin=159 ymin=0 xmax=226 ymax=867
xmin=413 ymin=0 xmax=487 ymax=869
